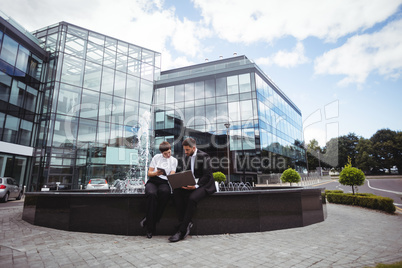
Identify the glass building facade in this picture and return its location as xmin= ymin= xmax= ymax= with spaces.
xmin=154 ymin=56 xmax=305 ymax=183
xmin=0 ymin=12 xmax=304 ymax=190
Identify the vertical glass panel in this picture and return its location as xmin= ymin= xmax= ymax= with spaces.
xmin=0 ymin=35 xmax=18 ymax=65
xmin=114 ymin=71 xmax=126 ymax=97
xmin=141 ymin=49 xmax=154 ymax=65
xmin=86 ymin=42 xmax=104 ymax=63
xmin=165 ymin=86 xmax=174 ymax=103
xmin=105 ymin=37 xmax=117 ymax=52
xmin=175 ymin=84 xmax=185 ymax=102
xmin=97 ymin=120 xmax=110 ymax=146
xmin=242 ymin=128 xmax=256 ymax=150
xmin=28 ymin=54 xmax=42 ymax=81
xmin=83 ymin=61 xmax=102 ymax=91
xmin=239 ymin=73 xmax=251 ymax=93
xmin=155 ymin=87 xmax=165 ymax=105
xmin=141 ymin=63 xmax=154 ymax=81
xmin=204 ymin=79 xmax=215 ymax=98
xmin=124 ymin=99 xmax=139 ymax=120
xmin=140 ymin=79 xmax=153 ymax=104
xmin=230 ymin=129 xmax=242 ymax=151
xmin=227 ymin=75 xmax=239 ymax=94
xmin=216 ymin=77 xmax=227 ymax=96
xmin=57 ymin=83 xmax=82 ymax=116
xmin=184 ymin=107 xmax=194 ymax=128
xmin=24 ymin=86 xmax=38 ymax=112
xmin=16 ymin=46 xmax=29 ymax=73
xmin=194 ymin=81 xmax=204 ymax=99
xmin=103 ymin=48 xmax=116 ymax=68
xmin=228 ymin=102 xmax=240 ymax=122
xmin=155 ymin=111 xmax=164 ymax=130
xmin=128 ymin=58 xmax=141 ymax=77
xmin=99 ymin=93 xmax=113 ymax=123
xmin=194 ymin=106 xmax=205 ymax=118
xmin=100 ymin=67 xmax=114 ymax=94
xmin=154 ymin=53 xmax=161 ymax=68
xmin=77 ymin=118 xmax=97 ymax=143
xmin=19 ymin=119 xmax=33 ymax=146
xmin=3 ymin=115 xmax=20 ymax=143
xmin=9 ymin=80 xmax=25 ymax=107
xmin=129 ymin=45 xmax=141 ymax=60
xmin=60 ymin=54 xmax=84 ymax=87
xmin=88 ymin=32 xmax=105 ymax=46
xmin=80 ymin=89 xmax=100 ymax=120
xmin=240 ymin=100 xmax=253 ymax=121
xmin=165 ymin=110 xmax=174 ymax=129
xmin=0 ymin=112 xmax=5 ymax=139
xmin=52 ymin=115 xmax=78 ymax=147
xmin=185 ymin=83 xmax=194 ymax=101
xmin=205 ymin=104 xmax=216 ymax=122
xmin=0 ymin=72 xmax=12 ymax=102
xmin=64 ymin=34 xmax=86 ymax=58
xmin=116 ymin=53 xmax=128 ymax=73
xmin=126 ymin=74 xmax=140 ymax=101
xmin=112 ymin=96 xmax=125 ymax=118
xmin=67 ymin=25 xmax=88 ymax=39
xmin=216 ymin=103 xmax=228 ymax=123
xmin=117 ymin=41 xmax=129 ymax=55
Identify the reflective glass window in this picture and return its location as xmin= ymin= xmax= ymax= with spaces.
xmin=86 ymin=42 xmax=104 ymax=63
xmin=216 ymin=103 xmax=228 ymax=123
xmin=175 ymin=84 xmax=185 ymax=102
xmin=129 ymin=45 xmax=141 ymax=60
xmin=83 ymin=61 xmax=102 ymax=91
xmin=117 ymin=41 xmax=129 ymax=55
xmin=16 ymin=46 xmax=29 ymax=73
xmin=77 ymin=118 xmax=97 ymax=143
xmin=230 ymin=129 xmax=242 ymax=151
xmin=0 ymin=35 xmax=18 ymax=65
xmin=165 ymin=111 xmax=174 ymax=129
xmin=227 ymin=75 xmax=239 ymax=94
xmin=46 ymin=33 xmax=58 ymax=53
xmin=128 ymin=58 xmax=141 ymax=77
xmin=80 ymin=89 xmax=100 ymax=120
xmin=124 ymin=99 xmax=139 ymax=120
xmin=88 ymin=32 xmax=105 ymax=46
xmin=242 ymin=128 xmax=256 ymax=150
xmin=185 ymin=83 xmax=194 ymax=101
xmin=28 ymin=54 xmax=42 ymax=81
xmin=194 ymin=81 xmax=204 ymax=99
xmin=98 ymin=93 xmax=113 ymax=123
xmin=154 ymin=53 xmax=161 ymax=68
xmin=103 ymin=48 xmax=116 ymax=68
xmin=126 ymin=75 xmax=140 ymax=101
xmin=64 ymin=34 xmax=86 ymax=58
xmin=67 ymin=25 xmax=88 ymax=39
xmin=114 ymin=71 xmax=126 ymax=97
xmin=155 ymin=88 xmax=165 ymax=105
xmin=194 ymin=106 xmax=205 ymax=118
xmin=0 ymin=112 xmax=4 ymax=139
xmin=101 ymin=67 xmax=114 ymax=94
xmin=240 ymin=100 xmax=253 ymax=121
xmin=0 ymin=72 xmax=12 ymax=102
xmin=3 ymin=115 xmax=20 ymax=143
xmin=52 ymin=115 xmax=78 ymax=147
xmin=57 ymin=83 xmax=82 ymax=116
xmin=116 ymin=53 xmax=128 ymax=73
xmin=228 ymin=102 xmax=240 ymax=122
xmin=239 ymin=73 xmax=251 ymax=93
xmin=165 ymin=86 xmax=174 ymax=104
xmin=216 ymin=77 xmax=227 ymax=96
xmin=204 ymin=79 xmax=215 ymax=98
xmin=141 ymin=49 xmax=154 ymax=65
xmin=141 ymin=63 xmax=154 ymax=81
xmin=155 ymin=111 xmax=164 ymax=129
xmin=112 ymin=96 xmax=125 ymax=118
xmin=184 ymin=107 xmax=194 ymax=127
xmin=9 ymin=80 xmax=25 ymax=107
xmin=105 ymin=37 xmax=117 ymax=52
xmin=96 ymin=120 xmax=110 ymax=145
xmin=60 ymin=54 xmax=84 ymax=87
xmin=140 ymin=80 xmax=153 ymax=104
xmin=24 ymin=86 xmax=38 ymax=112
xmin=205 ymin=104 xmax=216 ymax=122
xmin=18 ymin=119 xmax=33 ymax=146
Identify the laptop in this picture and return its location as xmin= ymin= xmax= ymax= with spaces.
xmin=167 ymin=170 xmax=196 ymax=189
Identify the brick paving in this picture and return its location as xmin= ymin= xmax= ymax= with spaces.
xmin=1 ymin=202 xmax=401 ymax=268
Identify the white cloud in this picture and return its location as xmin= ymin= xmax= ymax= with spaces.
xmin=193 ymin=0 xmax=402 ymax=43
xmin=256 ymin=42 xmax=309 ymax=68
xmin=314 ymin=18 xmax=402 ymax=85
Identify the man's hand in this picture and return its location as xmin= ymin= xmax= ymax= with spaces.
xmin=182 ymin=185 xmax=196 ymax=190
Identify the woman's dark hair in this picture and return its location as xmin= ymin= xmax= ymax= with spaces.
xmin=159 ymin=141 xmax=171 ymax=153
xmin=182 ymin=137 xmax=196 ymax=147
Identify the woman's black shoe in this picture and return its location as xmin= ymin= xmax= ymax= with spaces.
xmin=146 ymin=232 xmax=153 ymax=239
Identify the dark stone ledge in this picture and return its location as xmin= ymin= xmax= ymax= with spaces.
xmin=22 ymin=187 xmax=326 ymax=236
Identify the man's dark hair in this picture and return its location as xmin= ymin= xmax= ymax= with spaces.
xmin=159 ymin=141 xmax=171 ymax=153
xmin=182 ymin=137 xmax=196 ymax=147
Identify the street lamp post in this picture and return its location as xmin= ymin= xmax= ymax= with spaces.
xmin=317 ymin=149 xmax=322 ymax=177
xmin=224 ymin=123 xmax=231 ymax=183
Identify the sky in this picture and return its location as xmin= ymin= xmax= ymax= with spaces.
xmin=1 ymin=0 xmax=402 ymax=147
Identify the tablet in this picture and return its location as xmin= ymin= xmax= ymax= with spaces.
xmin=157 ymin=167 xmax=167 ymax=176
xmin=167 ymin=170 xmax=196 ymax=189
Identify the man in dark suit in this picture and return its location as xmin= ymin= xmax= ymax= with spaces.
xmin=168 ymin=137 xmax=216 ymax=242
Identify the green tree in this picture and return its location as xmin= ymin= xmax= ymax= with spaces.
xmin=213 ymin=172 xmax=226 ymax=183
xmin=370 ymin=129 xmax=397 ymax=173
xmin=339 ymin=157 xmax=365 ymax=194
xmin=280 ymin=168 xmax=301 ymax=186
xmin=395 ymin=131 xmax=402 ymax=174
xmin=355 ymin=137 xmax=374 ymax=173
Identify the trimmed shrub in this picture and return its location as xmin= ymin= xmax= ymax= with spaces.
xmin=213 ymin=172 xmax=226 ymax=183
xmin=280 ymin=168 xmax=301 ymax=186
xmin=326 ymin=193 xmax=396 ymax=214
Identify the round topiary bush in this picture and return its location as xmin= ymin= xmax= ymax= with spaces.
xmin=339 ymin=166 xmax=365 ymax=195
xmin=213 ymin=172 xmax=226 ymax=183
xmin=280 ymin=168 xmax=301 ymax=186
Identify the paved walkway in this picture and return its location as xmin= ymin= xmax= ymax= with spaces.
xmin=1 ymin=203 xmax=401 ymax=268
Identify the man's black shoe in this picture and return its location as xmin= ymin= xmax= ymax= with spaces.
xmin=146 ymin=232 xmax=152 ymax=239
xmin=168 ymin=231 xmax=183 ymax=242
xmin=183 ymin=222 xmax=193 ymax=239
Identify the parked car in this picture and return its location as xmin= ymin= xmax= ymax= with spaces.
xmin=0 ymin=177 xmax=23 ymax=202
xmin=86 ymin=178 xmax=109 ymax=190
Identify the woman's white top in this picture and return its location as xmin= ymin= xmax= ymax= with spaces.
xmin=149 ymin=154 xmax=178 ymax=180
